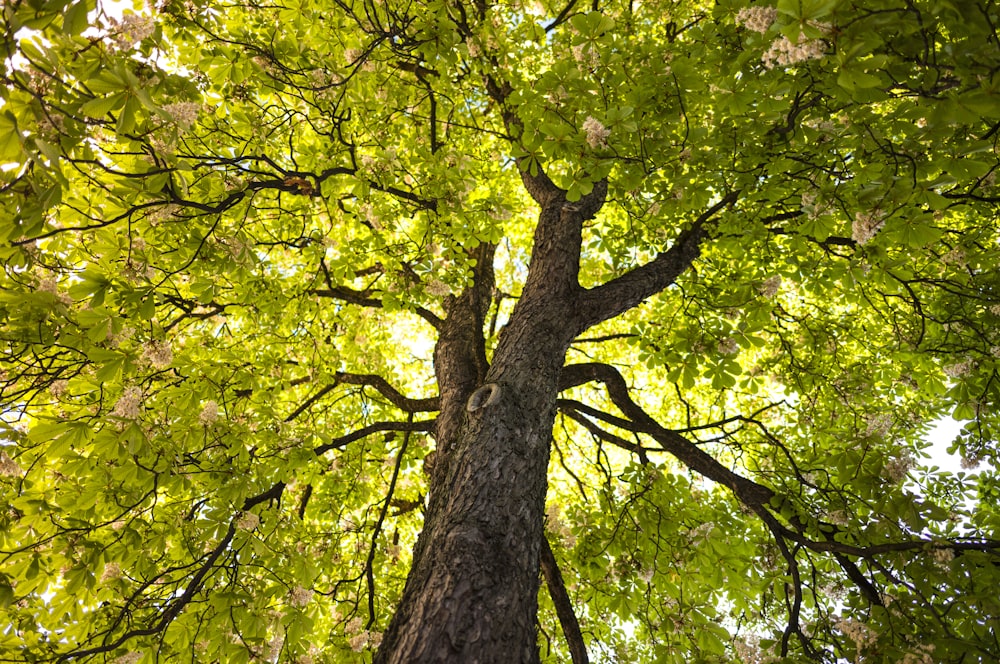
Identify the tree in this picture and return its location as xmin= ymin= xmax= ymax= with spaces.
xmin=2 ymin=0 xmax=1000 ymax=661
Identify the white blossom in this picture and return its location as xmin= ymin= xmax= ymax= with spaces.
xmin=943 ymin=359 xmax=973 ymax=378
xmin=718 ymin=337 xmax=739 ymax=355
xmin=346 ymin=616 xmax=364 ymax=634
xmin=141 ymin=341 xmax=173 ymax=369
xmin=733 ymin=634 xmax=777 ymax=664
xmin=265 ymin=634 xmax=284 ymax=660
xmin=762 ymin=34 xmax=826 ymax=69
xmin=37 ymin=276 xmax=58 ymax=293
xmin=572 ymin=44 xmax=600 ymax=68
xmin=349 ymin=632 xmax=369 ymax=652
xmin=0 ymin=450 xmax=22 ymax=477
xmin=582 ymin=116 xmax=610 ymax=148
xmin=864 ymin=413 xmax=891 ymax=437
xmin=198 ymin=400 xmax=218 ymax=426
xmin=736 ymin=6 xmax=778 ymax=33
xmin=111 ymin=14 xmax=156 ymax=49
xmin=112 ymin=386 xmax=143 ymax=420
xmin=426 ymin=279 xmax=452 ymax=297
xmin=101 ymin=562 xmax=122 ymax=582
xmin=289 ymin=585 xmax=312 ymax=607
xmin=236 ymin=511 xmax=260 ymax=531
xmin=897 ymin=643 xmax=936 ymax=664
xmin=163 ymin=102 xmax=201 ymax=129
xmin=961 ymin=453 xmax=982 ymax=470
xmin=833 ymin=616 xmax=878 ymax=650
xmin=825 ymin=510 xmax=849 ymax=526
xmin=930 ymin=546 xmax=954 ymax=564
xmin=111 ymin=652 xmax=142 ymax=664
xmin=883 ymin=450 xmax=915 ymax=484
xmin=757 ymin=275 xmax=781 ymax=298
xmin=852 ymin=210 xmax=885 ymax=245
xmin=359 ymin=202 xmax=382 ymax=230
xmin=943 ymin=247 xmax=965 ymax=265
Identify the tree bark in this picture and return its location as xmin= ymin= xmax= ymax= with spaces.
xmin=375 ymin=179 xmax=605 ymax=662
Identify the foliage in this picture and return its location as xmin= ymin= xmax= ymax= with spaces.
xmin=2 ymin=0 xmax=1000 ymax=661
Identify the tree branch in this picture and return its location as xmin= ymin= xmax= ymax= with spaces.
xmin=56 ymin=483 xmax=285 ymax=661
xmin=365 ymin=416 xmax=413 ymax=630
xmin=558 ymin=362 xmax=772 ymax=506
xmin=333 ymin=372 xmax=440 ymax=412
xmin=313 ymin=420 xmax=435 ymax=456
xmin=539 ymin=535 xmax=589 ymax=664
xmin=557 ymin=363 xmax=1000 ymax=561
xmin=576 ymin=191 xmax=739 ymax=331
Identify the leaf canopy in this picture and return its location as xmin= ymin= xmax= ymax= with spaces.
xmin=2 ymin=0 xmax=1000 ymax=662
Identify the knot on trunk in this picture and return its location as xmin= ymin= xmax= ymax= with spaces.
xmin=466 ymin=383 xmax=502 ymax=413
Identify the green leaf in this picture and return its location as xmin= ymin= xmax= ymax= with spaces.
xmin=63 ymin=0 xmax=91 ymax=35
xmin=80 ymin=93 xmax=126 ymax=118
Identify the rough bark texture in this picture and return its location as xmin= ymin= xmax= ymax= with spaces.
xmin=372 ymin=163 xmax=731 ymax=661
xmin=375 ymin=175 xmax=607 ymax=663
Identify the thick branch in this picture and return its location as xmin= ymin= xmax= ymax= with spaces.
xmin=559 ymin=362 xmax=772 ymax=506
xmin=313 ymin=420 xmax=435 ymax=456
xmin=283 ymin=373 xmax=438 ymax=423
xmin=333 ymin=372 xmax=440 ymax=412
xmin=576 ymin=191 xmax=739 ymax=331
xmin=558 ymin=363 xmax=1000 ymax=561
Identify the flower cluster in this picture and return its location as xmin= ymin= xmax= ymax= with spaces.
xmin=289 ymin=585 xmax=312 ymax=608
xmin=35 ymin=275 xmax=74 ymax=305
xmin=582 ymin=116 xmax=610 ymax=148
xmin=345 ymin=616 xmax=383 ymax=652
xmin=236 ymin=511 xmax=260 ymax=531
xmin=825 ymin=509 xmax=849 ymax=526
xmin=198 ymin=400 xmax=219 ymax=426
xmin=110 ymin=14 xmax=156 ymax=49
xmin=112 ymin=386 xmax=143 ymax=420
xmin=572 ymin=44 xmax=601 ymax=69
xmin=852 ymin=211 xmax=885 ymax=245
xmin=426 ymin=279 xmax=452 ymax=297
xmin=265 ymin=634 xmax=284 ymax=661
xmin=0 ymin=450 xmax=22 ymax=477
xmin=834 ymin=616 xmax=878 ymax=651
xmin=883 ymin=449 xmax=915 ymax=484
xmin=930 ymin=546 xmax=954 ymax=565
xmin=163 ymin=102 xmax=201 ymax=129
xmin=898 ymin=644 xmax=936 ymax=664
xmin=943 ymin=358 xmax=973 ymax=378
xmin=961 ymin=451 xmax=983 ymax=470
xmin=141 ymin=341 xmax=173 ymax=369
xmin=736 ymin=6 xmax=778 ymax=33
xmin=762 ymin=34 xmax=826 ymax=69
xmin=733 ymin=634 xmax=778 ymax=664
xmin=758 ymin=275 xmax=781 ymax=298
xmin=718 ymin=337 xmax=739 ymax=355
xmin=864 ymin=413 xmax=892 ymax=438
xmin=101 ymin=562 xmax=122 ymax=582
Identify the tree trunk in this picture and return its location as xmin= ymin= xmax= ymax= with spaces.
xmin=375 ymin=182 xmax=604 ymax=662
